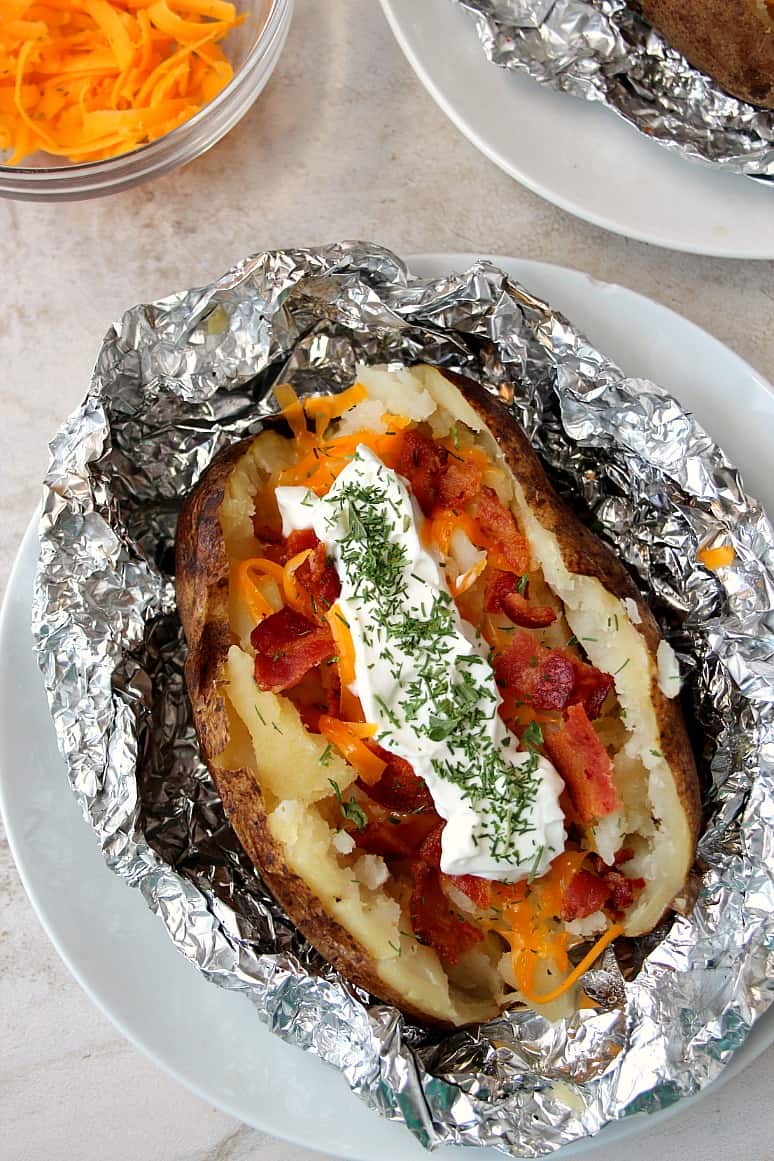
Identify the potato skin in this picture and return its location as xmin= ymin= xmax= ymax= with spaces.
xmin=175 ymin=437 xmax=455 ymax=1024
xmin=642 ymin=0 xmax=774 ymax=109
xmin=176 ymin=371 xmax=701 ymax=1018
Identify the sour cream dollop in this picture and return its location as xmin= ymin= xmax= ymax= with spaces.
xmin=276 ymin=445 xmax=566 ymax=882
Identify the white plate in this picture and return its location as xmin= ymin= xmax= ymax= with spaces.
xmin=380 ymin=0 xmax=774 ymax=258
xmin=2 ymin=255 xmax=774 ymax=1161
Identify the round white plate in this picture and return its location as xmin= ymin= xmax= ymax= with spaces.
xmin=2 ymin=256 xmax=773 ymax=1161
xmin=380 ymin=0 xmax=774 ymax=258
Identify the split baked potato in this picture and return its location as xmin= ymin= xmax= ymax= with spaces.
xmin=176 ymin=365 xmax=700 ymax=1026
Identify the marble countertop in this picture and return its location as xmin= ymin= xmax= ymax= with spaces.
xmin=1 ymin=3 xmax=772 ymax=1159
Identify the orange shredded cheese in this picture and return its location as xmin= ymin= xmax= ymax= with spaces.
xmin=452 ymin=553 xmax=488 ymax=596
xmin=326 ymin=603 xmax=356 ymax=686
xmin=281 ymin=548 xmax=313 ymax=612
xmin=698 ymin=544 xmax=736 ymax=571
xmin=233 ymin=559 xmax=275 ymax=624
xmin=318 ymin=715 xmax=385 ymax=786
xmin=272 ymin=383 xmax=309 ymax=443
xmin=514 ymin=924 xmax=623 ymax=1006
xmin=304 ymin=382 xmax=368 ymax=437
xmin=0 ymin=0 xmax=244 ymax=166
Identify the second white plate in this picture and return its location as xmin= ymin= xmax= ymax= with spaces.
xmin=381 ymin=0 xmax=774 ymax=258
xmin=2 ymin=255 xmax=773 ymax=1160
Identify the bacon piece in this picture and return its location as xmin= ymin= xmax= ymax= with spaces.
xmin=585 ymin=853 xmax=645 ymax=916
xmin=569 ymin=659 xmax=613 ymax=720
xmin=484 ymin=570 xmax=518 ymax=614
xmin=484 ymin=570 xmax=556 ymax=628
xmin=437 ymin=457 xmax=481 ymax=509
xmin=495 ymin=631 xmax=576 ymax=711
xmin=410 ymin=861 xmax=483 ymax=965
xmin=294 ymin=542 xmax=341 ymax=622
xmin=602 ymin=869 xmax=645 ymax=915
xmin=262 ymin=532 xmax=342 ymax=623
xmin=501 ymin=590 xmax=557 ymax=628
xmin=543 ymin=704 xmax=621 ymax=823
xmin=560 ymin=869 xmax=611 ymax=922
xmin=360 ymin=748 xmax=433 ymax=813
xmin=262 ymin=527 xmax=319 ymax=564
xmin=394 ymin=429 xmax=448 ymax=516
xmin=417 ymin=821 xmax=443 ymax=865
xmin=251 ymin=607 xmax=336 ymax=692
xmin=470 ymin=487 xmax=530 ymax=573
xmin=494 ymin=631 xmax=613 ymax=719
xmin=447 ymin=874 xmax=492 ymax=910
xmin=357 ymin=810 xmax=439 ymax=860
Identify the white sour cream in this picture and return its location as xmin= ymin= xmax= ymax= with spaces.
xmin=275 ymin=446 xmax=566 ymax=882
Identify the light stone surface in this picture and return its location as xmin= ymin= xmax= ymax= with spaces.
xmin=0 ymin=2 xmax=772 ymax=1160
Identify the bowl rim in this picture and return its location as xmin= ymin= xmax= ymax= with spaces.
xmin=0 ymin=0 xmax=287 ymax=183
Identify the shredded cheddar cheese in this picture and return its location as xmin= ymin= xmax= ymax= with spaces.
xmin=326 ymin=603 xmax=356 ymax=686
xmin=0 ymin=0 xmax=244 ymax=166
xmin=282 ymin=548 xmax=313 ymax=611
xmin=514 ymin=923 xmax=623 ymax=1005
xmin=233 ymin=558 xmax=275 ymax=623
xmin=698 ymin=544 xmax=736 ymax=571
xmin=318 ymin=715 xmax=384 ymax=785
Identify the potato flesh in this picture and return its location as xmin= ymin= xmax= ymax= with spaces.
xmin=216 ymin=366 xmax=690 ymax=1018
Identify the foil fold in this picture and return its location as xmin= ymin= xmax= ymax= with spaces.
xmin=452 ymin=0 xmax=774 ymax=177
xmin=32 ymin=242 xmax=774 ymax=1155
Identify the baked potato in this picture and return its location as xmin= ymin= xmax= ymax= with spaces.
xmin=642 ymin=0 xmax=774 ymax=108
xmin=176 ymin=365 xmax=700 ymax=1026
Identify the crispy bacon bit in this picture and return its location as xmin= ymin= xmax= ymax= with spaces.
xmin=360 ymin=748 xmax=434 ymax=813
xmin=251 ymin=607 xmax=336 ymax=692
xmin=560 ymin=869 xmax=611 ymax=922
xmin=294 ymin=542 xmax=341 ymax=622
xmin=495 ymin=631 xmax=576 ymax=711
xmin=356 ymin=810 xmax=439 ymax=860
xmin=410 ymin=861 xmax=483 ymax=965
xmin=437 ymin=458 xmax=481 ymax=509
xmin=494 ymin=631 xmax=613 ymax=719
xmin=484 ymin=569 xmax=557 ymax=628
xmin=484 ymin=570 xmax=518 ymax=614
xmin=470 ymin=487 xmax=530 ymax=573
xmin=603 ymin=869 xmax=645 ymax=915
xmin=417 ymin=821 xmax=443 ymax=866
xmin=569 ymin=658 xmax=614 ymax=720
xmin=262 ymin=527 xmax=319 ymax=564
xmin=394 ymin=429 xmax=448 ymax=516
xmin=543 ymin=704 xmax=621 ymax=823
xmin=447 ymin=873 xmax=492 ymax=910
xmin=501 ymin=590 xmax=557 ymax=628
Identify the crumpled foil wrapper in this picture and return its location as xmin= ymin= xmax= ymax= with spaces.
xmin=32 ymin=242 xmax=774 ymax=1156
xmin=452 ymin=0 xmax=774 ymax=177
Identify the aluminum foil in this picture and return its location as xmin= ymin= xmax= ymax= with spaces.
xmin=32 ymin=242 xmax=774 ymax=1156
xmin=452 ymin=0 xmax=774 ymax=177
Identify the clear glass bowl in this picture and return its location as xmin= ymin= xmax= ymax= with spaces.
xmin=0 ymin=0 xmax=292 ymax=202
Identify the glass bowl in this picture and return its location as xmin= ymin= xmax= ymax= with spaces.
xmin=0 ymin=0 xmax=292 ymax=202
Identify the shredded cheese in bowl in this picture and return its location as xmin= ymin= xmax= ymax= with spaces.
xmin=0 ymin=0 xmax=291 ymax=198
xmin=0 ymin=1 xmax=245 ymax=166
